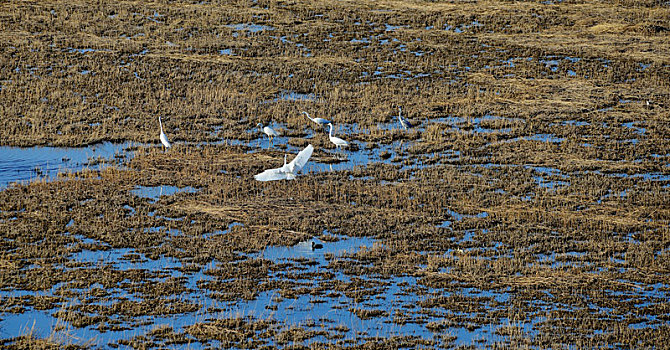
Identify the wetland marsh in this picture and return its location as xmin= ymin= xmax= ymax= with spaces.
xmin=0 ymin=0 xmax=669 ymax=348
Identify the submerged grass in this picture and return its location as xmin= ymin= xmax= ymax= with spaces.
xmin=1 ymin=0 xmax=669 ymax=348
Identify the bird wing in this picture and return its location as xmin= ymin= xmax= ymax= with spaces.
xmin=288 ymin=144 xmax=314 ymax=173
xmin=399 ymin=115 xmax=413 ymax=128
xmin=160 ymin=132 xmax=171 ymax=147
xmin=256 ymin=144 xmax=313 ymax=181
xmin=265 ymin=126 xmax=280 ymax=136
xmin=254 ymin=167 xmax=289 ymax=181
xmin=333 ymin=137 xmax=348 ymax=146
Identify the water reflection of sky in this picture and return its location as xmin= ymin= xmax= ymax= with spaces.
xmin=0 ymin=114 xmax=667 ymax=347
xmin=0 ymin=142 xmax=134 ymax=189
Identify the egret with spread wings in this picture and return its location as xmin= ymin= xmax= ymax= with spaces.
xmin=254 ymin=144 xmax=314 ymax=181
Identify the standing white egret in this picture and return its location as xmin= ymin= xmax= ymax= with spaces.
xmin=159 ymin=116 xmax=171 ymax=150
xmin=397 ymin=106 xmax=413 ymax=129
xmin=254 ymin=144 xmax=314 ymax=181
xmin=302 ymin=111 xmax=331 ymax=129
xmin=257 ymin=123 xmax=280 ymax=147
xmin=327 ymin=123 xmax=349 ymax=150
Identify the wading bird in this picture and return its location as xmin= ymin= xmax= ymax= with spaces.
xmin=254 ymin=144 xmax=314 ymax=181
xmin=397 ymin=106 xmax=413 ymax=130
xmin=257 ymin=123 xmax=280 ymax=146
xmin=159 ymin=116 xmax=171 ymax=150
xmin=327 ymin=123 xmax=349 ymax=150
xmin=302 ymin=111 xmax=331 ymax=129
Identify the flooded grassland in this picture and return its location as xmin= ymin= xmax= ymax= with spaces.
xmin=0 ymin=0 xmax=669 ymax=348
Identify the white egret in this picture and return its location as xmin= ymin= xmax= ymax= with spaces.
xmin=257 ymin=123 xmax=280 ymax=146
xmin=302 ymin=111 xmax=331 ymax=128
xmin=327 ymin=123 xmax=349 ymax=150
xmin=254 ymin=144 xmax=314 ymax=181
xmin=159 ymin=116 xmax=171 ymax=150
xmin=397 ymin=106 xmax=413 ymax=129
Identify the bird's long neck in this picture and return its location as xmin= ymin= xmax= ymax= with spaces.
xmin=159 ymin=117 xmax=164 ymax=132
xmin=398 ymin=106 xmax=402 ymax=117
xmin=328 ymin=124 xmax=333 ymax=137
xmin=284 ymin=154 xmax=287 ymax=166
xmin=303 ymin=112 xmax=313 ymax=122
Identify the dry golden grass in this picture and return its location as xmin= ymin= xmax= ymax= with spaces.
xmin=0 ymin=0 xmax=669 ymax=348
